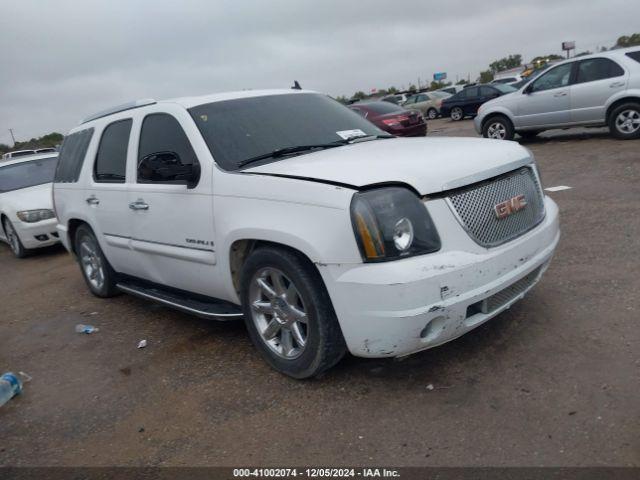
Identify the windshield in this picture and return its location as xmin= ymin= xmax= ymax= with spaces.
xmin=189 ymin=93 xmax=386 ymax=171
xmin=493 ymin=84 xmax=517 ymax=94
xmin=0 ymin=156 xmax=58 ymax=193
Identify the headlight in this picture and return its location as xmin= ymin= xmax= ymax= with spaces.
xmin=350 ymin=187 xmax=441 ymax=262
xmin=16 ymin=209 xmax=55 ymax=223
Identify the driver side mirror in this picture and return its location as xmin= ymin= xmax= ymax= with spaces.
xmin=523 ymin=83 xmax=534 ymax=94
xmin=138 ymin=151 xmax=200 ymax=188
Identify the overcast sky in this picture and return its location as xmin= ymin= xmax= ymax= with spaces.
xmin=1 ymin=0 xmax=638 ymax=145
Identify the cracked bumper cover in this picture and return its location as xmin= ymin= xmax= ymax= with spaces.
xmin=318 ymin=196 xmax=560 ymax=358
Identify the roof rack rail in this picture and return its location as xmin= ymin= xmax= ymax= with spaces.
xmin=81 ymin=99 xmax=157 ymax=124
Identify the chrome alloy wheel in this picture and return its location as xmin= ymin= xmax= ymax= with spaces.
xmin=79 ymin=237 xmax=105 ymax=290
xmin=615 ymin=109 xmax=640 ymax=134
xmin=451 ymin=107 xmax=463 ymax=121
xmin=249 ymin=267 xmax=308 ymax=360
xmin=487 ymin=121 xmax=507 ymax=139
xmin=428 ymin=109 xmax=437 ymax=119
xmin=4 ymin=220 xmax=20 ymax=255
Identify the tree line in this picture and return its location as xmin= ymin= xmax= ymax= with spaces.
xmin=0 ymin=132 xmax=64 ymax=155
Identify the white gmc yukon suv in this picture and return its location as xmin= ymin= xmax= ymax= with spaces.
xmin=53 ymin=90 xmax=560 ymax=378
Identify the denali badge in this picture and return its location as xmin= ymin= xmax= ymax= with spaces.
xmin=494 ymin=194 xmax=527 ymax=219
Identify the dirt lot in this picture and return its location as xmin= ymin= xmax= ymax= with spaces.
xmin=1 ymin=119 xmax=638 ymax=467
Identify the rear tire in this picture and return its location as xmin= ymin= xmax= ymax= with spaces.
xmin=240 ymin=246 xmax=346 ymax=379
xmin=608 ymin=102 xmax=640 ymax=140
xmin=482 ymin=115 xmax=515 ymax=141
xmin=451 ymin=107 xmax=464 ymax=121
xmin=2 ymin=218 xmax=28 ymax=258
xmin=74 ymin=224 xmax=119 ymax=298
xmin=427 ymin=108 xmax=438 ymax=120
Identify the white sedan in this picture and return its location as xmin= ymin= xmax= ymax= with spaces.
xmin=0 ymin=153 xmax=60 ymax=258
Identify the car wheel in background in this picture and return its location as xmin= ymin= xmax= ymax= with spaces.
xmin=482 ymin=115 xmax=515 ymax=141
xmin=240 ymin=245 xmax=346 ymax=379
xmin=427 ymin=108 xmax=438 ymax=120
xmin=74 ymin=224 xmax=120 ymax=298
xmin=609 ymin=102 xmax=640 ymax=140
xmin=518 ymin=130 xmax=541 ymax=140
xmin=450 ymin=107 xmax=464 ymax=121
xmin=2 ymin=218 xmax=28 ymax=258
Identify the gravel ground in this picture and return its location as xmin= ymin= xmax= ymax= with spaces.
xmin=0 ymin=119 xmax=638 ymax=467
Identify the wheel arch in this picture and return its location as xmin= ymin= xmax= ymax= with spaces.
xmin=227 ymin=236 xmax=324 ymax=301
xmin=605 ymin=94 xmax=640 ymax=123
xmin=480 ymin=108 xmax=515 ymax=132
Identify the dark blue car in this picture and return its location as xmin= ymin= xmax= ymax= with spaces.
xmin=440 ymin=84 xmax=516 ymax=121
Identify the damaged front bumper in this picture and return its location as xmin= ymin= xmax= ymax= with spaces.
xmin=318 ymin=196 xmax=560 ymax=358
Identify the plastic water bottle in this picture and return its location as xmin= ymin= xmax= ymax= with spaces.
xmin=75 ymin=324 xmax=99 ymax=334
xmin=0 ymin=372 xmax=22 ymax=407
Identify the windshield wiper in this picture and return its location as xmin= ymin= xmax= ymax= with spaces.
xmin=237 ymin=141 xmax=349 ymax=169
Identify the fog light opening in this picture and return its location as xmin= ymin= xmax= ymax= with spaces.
xmin=420 ymin=316 xmax=447 ymax=342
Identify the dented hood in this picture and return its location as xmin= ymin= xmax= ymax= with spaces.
xmin=245 ymin=136 xmax=533 ymax=195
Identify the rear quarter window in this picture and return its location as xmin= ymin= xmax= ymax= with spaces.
xmin=626 ymin=51 xmax=640 ymax=63
xmin=54 ymin=128 xmax=94 ymax=183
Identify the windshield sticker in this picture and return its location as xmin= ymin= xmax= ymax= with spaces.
xmin=336 ymin=129 xmax=367 ymax=140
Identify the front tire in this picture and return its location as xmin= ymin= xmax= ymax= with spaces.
xmin=609 ymin=102 xmax=640 ymax=140
xmin=2 ymin=218 xmax=28 ymax=258
xmin=427 ymin=108 xmax=438 ymax=120
xmin=240 ymin=246 xmax=346 ymax=379
xmin=482 ymin=115 xmax=515 ymax=140
xmin=451 ymin=107 xmax=464 ymax=121
xmin=74 ymin=224 xmax=119 ymax=297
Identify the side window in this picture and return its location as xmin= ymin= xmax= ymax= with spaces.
xmin=531 ymin=63 xmax=573 ymax=92
xmin=54 ymin=128 xmax=94 ymax=183
xmin=137 ymin=113 xmax=200 ymax=186
xmin=480 ymin=86 xmax=496 ymax=96
xmin=575 ymin=58 xmax=624 ymax=84
xmin=404 ymin=96 xmax=415 ymax=105
xmin=626 ymin=51 xmax=640 ymax=63
xmin=465 ymin=87 xmax=479 ymax=98
xmin=94 ymin=119 xmax=132 ymax=183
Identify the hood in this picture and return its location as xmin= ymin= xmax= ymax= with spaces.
xmin=0 ymin=183 xmax=53 ymax=211
xmin=245 ymin=137 xmax=532 ymax=195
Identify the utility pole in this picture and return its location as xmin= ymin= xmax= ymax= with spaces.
xmin=8 ymin=128 xmax=16 ymax=146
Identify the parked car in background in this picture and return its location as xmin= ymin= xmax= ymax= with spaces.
xmin=349 ymin=101 xmax=426 ymax=136
xmin=476 ymin=47 xmax=640 ymax=140
xmin=491 ymin=75 xmax=522 ymax=85
xmin=402 ymin=91 xmax=452 ymax=119
xmin=438 ymin=85 xmax=464 ymax=96
xmin=53 ymin=89 xmax=558 ymax=378
xmin=441 ymin=84 xmax=517 ymax=121
xmin=0 ymin=153 xmax=60 ymax=257
xmin=2 ymin=150 xmax=36 ymax=160
xmin=381 ymin=93 xmax=410 ymax=105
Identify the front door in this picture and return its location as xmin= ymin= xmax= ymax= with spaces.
xmin=515 ymin=62 xmax=574 ymax=128
xmin=127 ymin=107 xmax=218 ymax=297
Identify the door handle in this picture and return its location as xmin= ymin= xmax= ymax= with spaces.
xmin=553 ymin=92 xmax=568 ymax=97
xmin=129 ymin=199 xmax=149 ymax=211
xmin=610 ymin=81 xmax=625 ymax=88
xmin=86 ymin=196 xmax=100 ymax=206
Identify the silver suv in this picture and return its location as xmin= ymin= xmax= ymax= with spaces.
xmin=475 ymin=47 xmax=640 ymax=141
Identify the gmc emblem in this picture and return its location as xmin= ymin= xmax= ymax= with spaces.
xmin=494 ymin=194 xmax=527 ymax=219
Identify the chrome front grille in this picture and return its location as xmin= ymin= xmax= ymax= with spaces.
xmin=447 ymin=167 xmax=545 ymax=247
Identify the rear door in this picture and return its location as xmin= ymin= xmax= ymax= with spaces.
xmin=127 ymin=106 xmax=217 ymax=296
xmin=462 ymin=87 xmax=480 ymax=115
xmin=570 ymin=57 xmax=627 ymax=124
xmin=515 ymin=62 xmax=574 ymax=128
xmin=84 ymin=118 xmax=142 ymax=276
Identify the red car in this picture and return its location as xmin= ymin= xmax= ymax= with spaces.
xmin=349 ymin=101 xmax=427 ymax=136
